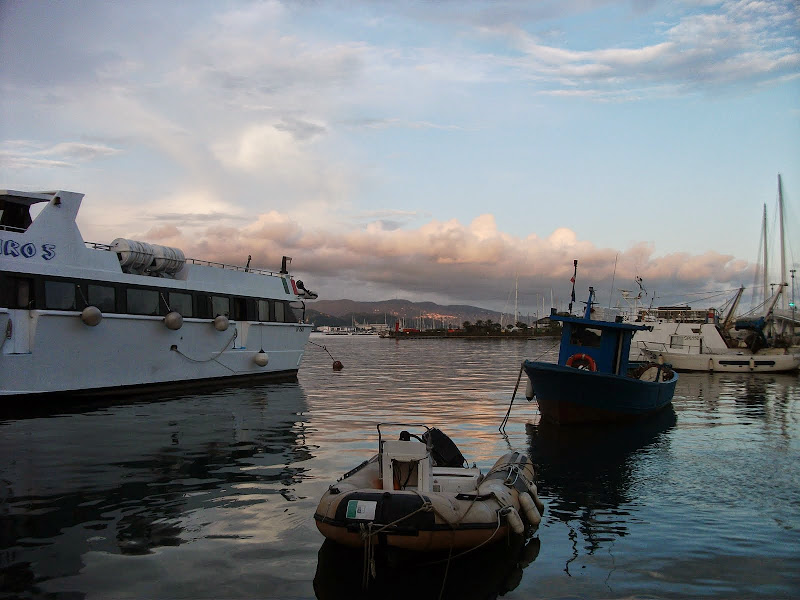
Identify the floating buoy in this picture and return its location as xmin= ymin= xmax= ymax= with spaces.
xmin=526 ymin=481 xmax=545 ymax=515
xmin=519 ymin=492 xmax=542 ymax=526
xmin=80 ymin=306 xmax=102 ymax=327
xmin=332 ymin=360 xmax=343 ymax=371
xmin=504 ymin=506 xmax=525 ymax=535
xmin=254 ymin=351 xmax=269 ymax=367
xmin=214 ymin=315 xmax=229 ymax=331
xmin=164 ymin=311 xmax=183 ymax=330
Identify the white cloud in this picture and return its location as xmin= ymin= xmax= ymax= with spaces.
xmin=482 ymin=0 xmax=800 ymax=97
xmin=0 ymin=140 xmax=121 ymax=169
xmin=40 ymin=142 xmax=122 ymax=162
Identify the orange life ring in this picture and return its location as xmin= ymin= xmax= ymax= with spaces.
xmin=566 ymin=353 xmax=597 ymax=371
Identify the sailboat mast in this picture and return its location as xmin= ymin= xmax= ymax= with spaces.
xmin=762 ymin=203 xmax=768 ymax=305
xmin=778 ymin=174 xmax=787 ymax=310
xmin=514 ymin=274 xmax=518 ymax=325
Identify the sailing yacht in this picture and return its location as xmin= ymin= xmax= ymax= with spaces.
xmin=639 ymin=175 xmax=799 ymax=372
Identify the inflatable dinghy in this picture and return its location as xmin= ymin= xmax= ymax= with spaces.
xmin=314 ymin=423 xmax=544 ymax=552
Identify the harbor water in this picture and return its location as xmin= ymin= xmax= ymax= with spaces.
xmin=1 ymin=334 xmax=799 ymax=599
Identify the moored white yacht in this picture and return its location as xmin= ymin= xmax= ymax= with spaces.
xmin=638 ymin=288 xmax=800 ymax=373
xmin=1 ymin=189 xmax=318 ymax=399
xmin=625 ymin=175 xmax=799 ymax=372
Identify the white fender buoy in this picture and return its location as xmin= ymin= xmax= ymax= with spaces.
xmin=525 ymin=379 xmax=534 ymax=400
xmin=214 ymin=315 xmax=229 ymax=331
xmin=164 ymin=311 xmax=183 ymax=330
xmin=254 ymin=351 xmax=269 ymax=367
xmin=526 ymin=481 xmax=545 ymax=515
xmin=504 ymin=506 xmax=525 ymax=535
xmin=81 ymin=306 xmax=102 ymax=327
xmin=519 ymin=492 xmax=542 ymax=526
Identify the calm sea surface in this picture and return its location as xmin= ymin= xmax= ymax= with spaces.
xmin=1 ymin=334 xmax=799 ymax=599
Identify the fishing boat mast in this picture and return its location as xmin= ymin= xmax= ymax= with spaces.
xmin=720 ymin=286 xmax=745 ymax=331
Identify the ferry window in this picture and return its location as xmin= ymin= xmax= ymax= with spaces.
xmin=274 ymin=300 xmax=285 ymax=322
xmin=212 ymin=295 xmax=230 ymax=317
xmin=245 ymin=298 xmax=257 ymax=320
xmin=258 ymin=299 xmax=271 ymax=322
xmin=0 ymin=199 xmax=33 ymax=232
xmin=286 ymin=301 xmax=302 ymax=323
xmin=569 ymin=325 xmax=602 ymax=348
xmin=2 ymin=276 xmax=34 ymax=309
xmin=127 ymin=288 xmax=159 ymax=315
xmin=18 ymin=279 xmax=33 ymax=308
xmin=169 ymin=292 xmax=193 ymax=317
xmin=88 ymin=284 xmax=116 ymax=312
xmin=44 ymin=280 xmax=77 ymax=310
xmin=196 ymin=295 xmax=211 ymax=319
xmin=232 ymin=297 xmax=247 ymax=321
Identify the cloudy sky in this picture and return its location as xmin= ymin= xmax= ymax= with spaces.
xmin=2 ymin=0 xmax=798 ymax=314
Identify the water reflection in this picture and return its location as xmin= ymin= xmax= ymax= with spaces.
xmin=675 ymin=372 xmax=798 ymax=430
xmin=0 ymin=383 xmax=311 ymax=597
xmin=526 ymin=408 xmax=676 ymax=566
xmin=313 ymin=534 xmax=540 ymax=600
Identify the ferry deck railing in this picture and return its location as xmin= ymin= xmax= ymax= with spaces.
xmin=0 ymin=224 xmax=28 ymax=233
xmin=639 ymin=340 xmax=705 ymax=354
xmin=84 ymin=241 xmax=280 ymax=277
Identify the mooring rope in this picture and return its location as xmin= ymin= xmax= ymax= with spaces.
xmin=361 ymin=522 xmax=376 ymax=590
xmin=172 ymin=330 xmax=238 ymax=373
xmin=499 ymin=339 xmax=559 ymax=432
xmin=307 ymin=339 xmax=344 ymax=370
xmin=499 ymin=362 xmax=524 ymax=433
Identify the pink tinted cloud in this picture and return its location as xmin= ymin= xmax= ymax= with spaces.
xmin=142 ymin=211 xmax=751 ymax=305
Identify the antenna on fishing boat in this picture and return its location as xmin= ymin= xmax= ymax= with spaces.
xmin=583 ymin=287 xmax=596 ymax=319
xmin=608 ymin=253 xmax=618 ymax=307
xmin=568 ymin=259 xmax=578 ymax=314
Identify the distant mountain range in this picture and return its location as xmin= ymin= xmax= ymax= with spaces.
xmin=305 ymin=298 xmax=514 ymax=329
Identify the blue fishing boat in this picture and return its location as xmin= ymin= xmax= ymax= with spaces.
xmin=523 ymin=286 xmax=678 ymax=425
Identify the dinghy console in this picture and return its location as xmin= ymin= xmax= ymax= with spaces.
xmin=377 ymin=423 xmax=480 ymax=493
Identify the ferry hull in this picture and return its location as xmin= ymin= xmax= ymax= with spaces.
xmin=0 ymin=309 xmax=312 ymax=397
xmin=523 ymin=361 xmax=677 ymax=425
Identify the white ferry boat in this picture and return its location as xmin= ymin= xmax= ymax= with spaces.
xmin=0 ymin=189 xmax=318 ymax=398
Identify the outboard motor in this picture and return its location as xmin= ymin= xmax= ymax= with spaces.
xmin=422 ymin=428 xmax=467 ymax=468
